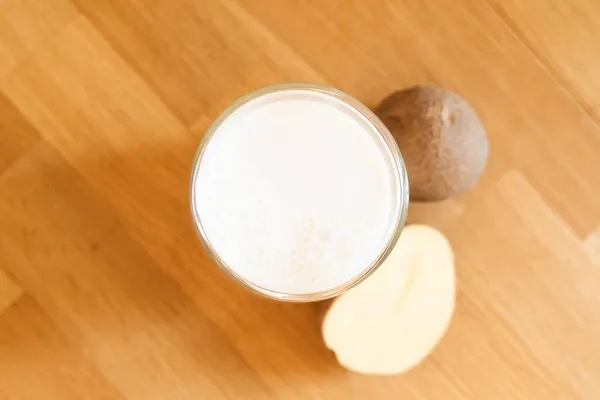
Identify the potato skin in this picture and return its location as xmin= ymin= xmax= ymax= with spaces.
xmin=375 ymin=85 xmax=488 ymax=201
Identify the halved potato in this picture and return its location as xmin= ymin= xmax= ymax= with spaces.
xmin=322 ymin=224 xmax=455 ymax=375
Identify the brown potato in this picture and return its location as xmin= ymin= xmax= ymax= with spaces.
xmin=376 ymin=85 xmax=488 ymax=201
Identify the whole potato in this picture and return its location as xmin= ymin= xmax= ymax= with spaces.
xmin=375 ymin=85 xmax=489 ymax=201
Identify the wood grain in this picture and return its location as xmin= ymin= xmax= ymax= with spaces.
xmin=0 ymin=269 xmax=22 ymax=314
xmin=1 ymin=0 xmax=599 ymax=398
xmin=487 ymin=0 xmax=600 ymax=121
xmin=584 ymin=227 xmax=600 ymax=263
xmin=0 ymin=92 xmax=38 ymax=174
xmin=0 ymin=0 xmax=77 ymax=79
xmin=0 ymin=296 xmax=124 ymax=400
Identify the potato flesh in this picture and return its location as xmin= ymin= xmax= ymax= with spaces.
xmin=322 ymin=225 xmax=455 ymax=375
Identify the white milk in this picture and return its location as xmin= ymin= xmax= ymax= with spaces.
xmin=193 ymin=89 xmax=400 ymax=295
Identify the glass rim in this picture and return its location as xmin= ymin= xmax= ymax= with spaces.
xmin=190 ymin=83 xmax=409 ymax=302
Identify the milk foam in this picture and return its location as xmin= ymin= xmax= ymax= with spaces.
xmin=193 ymin=89 xmax=399 ymax=295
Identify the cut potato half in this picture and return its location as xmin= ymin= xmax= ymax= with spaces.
xmin=322 ymin=224 xmax=455 ymax=375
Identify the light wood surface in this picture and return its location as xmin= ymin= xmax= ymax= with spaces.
xmin=1 ymin=1 xmax=599 ymax=398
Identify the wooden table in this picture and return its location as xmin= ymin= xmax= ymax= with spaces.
xmin=1 ymin=0 xmax=599 ymax=398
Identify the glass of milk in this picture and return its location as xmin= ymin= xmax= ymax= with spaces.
xmin=191 ymin=83 xmax=409 ymax=302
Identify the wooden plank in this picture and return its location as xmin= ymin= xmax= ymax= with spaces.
xmin=442 ymin=170 xmax=600 ymax=398
xmin=0 ymin=268 xmax=22 ymax=314
xmin=487 ymin=0 xmax=600 ymax=121
xmin=0 ymin=93 xmax=39 ymax=174
xmin=1 ymin=16 xmax=193 ymax=246
xmin=406 ymin=199 xmax=465 ymax=230
xmin=584 ymin=227 xmax=600 ymax=264
xmin=0 ymin=142 xmax=271 ymax=400
xmin=0 ymin=296 xmax=125 ymax=400
xmin=0 ymin=0 xmax=77 ymax=79
xmin=72 ymin=0 xmax=326 ymax=125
